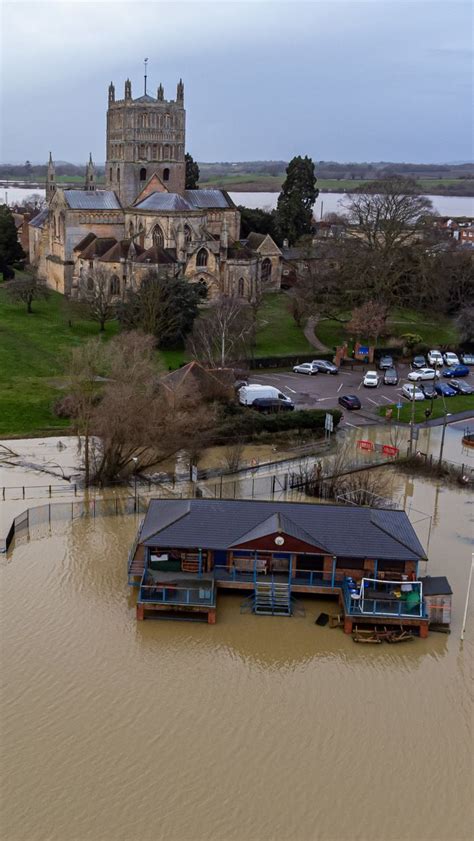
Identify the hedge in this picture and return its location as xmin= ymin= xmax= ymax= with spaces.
xmin=217 ymin=406 xmax=342 ymax=438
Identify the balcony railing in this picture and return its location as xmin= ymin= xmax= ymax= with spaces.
xmin=139 ymin=575 xmax=216 ymax=607
xmin=213 ymin=565 xmax=343 ymax=589
xmin=343 ymin=578 xmax=427 ymax=619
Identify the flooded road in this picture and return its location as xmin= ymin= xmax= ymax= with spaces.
xmin=1 ymin=462 xmax=473 ymax=841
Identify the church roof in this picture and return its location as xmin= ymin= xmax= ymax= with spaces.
xmin=134 ymin=94 xmax=157 ymax=103
xmin=134 ymin=189 xmax=233 ymax=212
xmin=79 ymin=237 xmax=118 ymax=259
xmin=73 ymin=232 xmax=97 ymax=252
xmin=63 ymin=190 xmax=122 ymax=210
xmin=29 ymin=208 xmax=49 ymax=229
xmin=135 ymin=245 xmax=177 ymax=265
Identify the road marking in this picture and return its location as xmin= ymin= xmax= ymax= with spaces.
xmin=286 ymin=387 xmax=297 ymax=394
xmin=357 ymin=383 xmax=363 ymax=390
xmin=367 ymin=397 xmax=380 ymax=405
xmin=381 ymin=395 xmax=393 ymax=402
xmin=316 ymin=396 xmax=333 ymax=401
xmin=337 ymin=383 xmax=343 ymax=392
xmin=344 ymin=421 xmax=358 ymax=428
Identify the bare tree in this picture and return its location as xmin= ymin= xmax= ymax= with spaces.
xmin=4 ymin=271 xmax=49 ymax=313
xmin=78 ymin=265 xmax=116 ymax=332
xmin=346 ymin=300 xmax=389 ymax=345
xmin=66 ymin=338 xmax=104 ymax=485
xmin=188 ymin=295 xmax=255 ymax=367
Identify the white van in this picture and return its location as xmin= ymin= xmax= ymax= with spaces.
xmin=238 ymin=384 xmax=293 ymax=407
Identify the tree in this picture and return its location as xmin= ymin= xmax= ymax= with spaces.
xmin=456 ymin=307 xmax=474 ymax=343
xmin=238 ymin=205 xmax=276 ymax=239
xmin=78 ymin=266 xmax=117 ymax=332
xmin=117 ymin=272 xmax=201 ymax=347
xmin=4 ymin=272 xmax=49 ymax=313
xmin=346 ymin=300 xmax=389 ymax=344
xmin=0 ymin=204 xmax=24 ymax=275
xmin=188 ymin=295 xmax=254 ymax=367
xmin=65 ymin=338 xmax=104 ymax=485
xmin=274 ymin=156 xmax=318 ymax=245
xmin=185 ymin=153 xmax=200 ymax=189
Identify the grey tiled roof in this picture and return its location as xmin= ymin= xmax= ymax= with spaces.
xmin=139 ymin=499 xmax=427 ymax=561
xmin=135 ymin=193 xmax=194 ymax=211
xmin=183 ymin=190 xmax=232 ymax=209
xmin=231 ymin=512 xmax=324 ymax=550
xmin=134 ymin=189 xmax=232 ymax=212
xmin=63 ymin=190 xmax=122 ymax=210
xmin=29 ymin=208 xmax=49 ymax=228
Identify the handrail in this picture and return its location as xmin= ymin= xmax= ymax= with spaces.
xmin=342 ymin=579 xmax=426 ymax=618
xmin=139 ymin=580 xmax=216 ymax=607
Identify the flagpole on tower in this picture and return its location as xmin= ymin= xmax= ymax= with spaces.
xmin=144 ymin=58 xmax=148 ymax=95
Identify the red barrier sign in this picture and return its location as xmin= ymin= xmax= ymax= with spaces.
xmin=382 ymin=445 xmax=399 ymax=457
xmin=357 ymin=440 xmax=375 ymax=451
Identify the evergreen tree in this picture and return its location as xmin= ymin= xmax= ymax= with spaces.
xmin=274 ymin=156 xmax=318 ymax=244
xmin=0 ymin=204 xmax=24 ymax=275
xmin=185 ymin=153 xmax=200 ymax=189
xmin=117 ymin=272 xmax=201 ymax=348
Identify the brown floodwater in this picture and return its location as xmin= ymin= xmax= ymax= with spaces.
xmin=1 ymin=434 xmax=473 ymax=841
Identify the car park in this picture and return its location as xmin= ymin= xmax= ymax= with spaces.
xmin=412 ymin=355 xmax=427 ymax=369
xmin=293 ymin=362 xmax=318 ymax=375
xmin=460 ymin=353 xmax=474 ymax=365
xmin=407 ymin=367 xmax=440 ymax=382
xmin=378 ymin=355 xmax=393 ymax=370
xmin=427 ymin=350 xmax=443 ymax=367
xmin=443 ymin=352 xmax=460 ymax=367
xmin=311 ymin=360 xmax=338 ymax=374
xmin=421 ymin=383 xmax=438 ymax=400
xmin=338 ymin=394 xmax=361 ymax=410
xmin=442 ymin=364 xmax=470 ymax=378
xmin=363 ymin=371 xmax=379 ymax=387
xmin=383 ymin=368 xmax=399 ymax=385
xmin=402 ymin=384 xmax=425 ymax=401
xmin=448 ymin=380 xmax=474 ymax=395
xmin=435 ymin=383 xmax=457 ymax=397
xmin=251 ymin=398 xmax=295 ymax=413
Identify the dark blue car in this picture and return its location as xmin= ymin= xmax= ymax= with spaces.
xmin=435 ymin=383 xmax=457 ymax=397
xmin=443 ymin=364 xmax=470 ymax=378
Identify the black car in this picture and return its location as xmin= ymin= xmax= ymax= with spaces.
xmin=338 ymin=394 xmax=361 ymax=410
xmin=412 ymin=355 xmax=427 ymax=369
xmin=421 ymin=383 xmax=438 ymax=400
xmin=448 ymin=379 xmax=474 ymax=395
xmin=378 ymin=355 xmax=393 ymax=370
xmin=251 ymin=398 xmax=295 ymax=413
xmin=383 ymin=368 xmax=399 ymax=385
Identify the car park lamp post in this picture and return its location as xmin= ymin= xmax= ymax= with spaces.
xmin=408 ymin=386 xmax=417 ymax=457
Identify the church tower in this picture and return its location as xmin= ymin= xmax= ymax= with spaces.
xmin=84 ymin=153 xmax=96 ymax=191
xmin=46 ymin=152 xmax=56 ymax=202
xmin=105 ymin=73 xmax=186 ymax=206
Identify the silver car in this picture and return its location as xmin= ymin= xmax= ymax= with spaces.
xmin=407 ymin=367 xmax=440 ymax=382
xmin=293 ymin=362 xmax=318 ymax=375
xmin=402 ymin=384 xmax=425 ymax=401
xmin=312 ymin=360 xmax=339 ymax=374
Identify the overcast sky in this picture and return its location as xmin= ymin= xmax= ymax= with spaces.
xmin=1 ymin=0 xmax=472 ymax=164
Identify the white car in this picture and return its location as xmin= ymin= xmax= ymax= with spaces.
xmin=407 ymin=367 xmax=440 ymax=382
xmin=443 ymin=352 xmax=460 ymax=367
xmin=402 ymin=384 xmax=425 ymax=401
xmin=363 ymin=371 xmax=379 ymax=388
xmin=427 ymin=350 xmax=443 ymax=367
xmin=293 ymin=362 xmax=318 ymax=375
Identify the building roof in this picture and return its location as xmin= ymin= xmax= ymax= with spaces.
xmin=73 ymin=232 xmax=97 ymax=252
xmin=135 ymin=245 xmax=177 ymax=264
xmin=138 ymin=499 xmax=427 ymax=561
xmin=227 ymin=243 xmax=255 ymax=260
xmin=134 ymin=189 xmax=233 ymax=212
xmin=231 ymin=512 xmax=321 ymax=550
xmin=63 ymin=190 xmax=122 ymax=210
xmin=246 ymin=233 xmax=266 ymax=250
xmin=100 ymin=239 xmax=137 ymax=262
xmin=29 ymin=208 xmax=49 ymax=229
xmin=78 ymin=237 xmax=118 ymax=259
xmin=161 ymin=361 xmax=235 ymax=394
xmin=419 ymin=576 xmax=452 ymax=596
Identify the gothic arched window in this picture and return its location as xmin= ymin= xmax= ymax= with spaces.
xmin=163 ymin=144 xmax=170 ymax=159
xmin=110 ymin=275 xmax=120 ymax=296
xmin=196 ymin=248 xmax=208 ymax=268
xmin=109 ymin=167 xmax=112 ymax=182
xmin=261 ymin=258 xmax=272 ymax=284
xmin=140 ymin=167 xmax=147 ymax=182
xmin=117 ymin=167 xmax=120 ymax=183
xmin=152 ymin=225 xmax=164 ymax=247
xmin=128 ymin=221 xmax=134 ymax=238
xmin=138 ymin=224 xmax=145 ymax=248
xmin=238 ymin=277 xmax=245 ymax=297
xmin=184 ymin=224 xmax=192 ymax=243
xmin=87 ymin=276 xmax=94 ymax=292
xmin=163 ymin=168 xmax=170 ymax=182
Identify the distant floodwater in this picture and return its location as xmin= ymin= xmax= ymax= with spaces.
xmin=3 ymin=185 xmax=473 ymax=218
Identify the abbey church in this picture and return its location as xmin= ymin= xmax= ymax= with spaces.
xmin=29 ymin=74 xmax=282 ymax=300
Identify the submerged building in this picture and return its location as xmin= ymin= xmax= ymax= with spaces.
xmin=29 ymin=73 xmax=282 ymax=299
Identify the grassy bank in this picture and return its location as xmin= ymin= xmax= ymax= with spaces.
xmin=316 ymin=307 xmax=459 ymax=351
xmin=378 ymin=395 xmax=474 ymax=423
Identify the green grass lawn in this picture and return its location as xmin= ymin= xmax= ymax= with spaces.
xmin=378 ymin=394 xmax=474 ymax=423
xmin=254 ymin=294 xmax=314 ymax=357
xmin=316 ymin=307 xmax=459 ymax=351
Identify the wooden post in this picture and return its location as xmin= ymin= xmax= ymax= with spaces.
xmin=419 ymin=621 xmax=429 ymax=639
xmin=207 ymin=609 xmax=216 ymax=625
xmin=136 ymin=604 xmax=145 ymax=621
xmin=343 ymin=616 xmax=353 ymax=635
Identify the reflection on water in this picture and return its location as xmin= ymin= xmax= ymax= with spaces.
xmin=1 ymin=464 xmax=473 ymax=841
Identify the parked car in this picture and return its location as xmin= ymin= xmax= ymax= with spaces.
xmin=421 ymin=383 xmax=438 ymax=400
xmin=251 ymin=398 xmax=295 ymax=413
xmin=338 ymin=394 xmax=361 ymax=410
xmin=311 ymin=360 xmax=339 ymax=374
xmin=442 ymin=364 xmax=470 ymax=378
xmin=412 ymin=355 xmax=427 ymax=369
xmin=293 ymin=362 xmax=318 ymax=375
xmin=435 ymin=383 xmax=457 ymax=397
xmin=427 ymin=350 xmax=444 ymax=367
xmin=383 ymin=368 xmax=399 ymax=385
xmin=460 ymin=352 xmax=474 ymax=365
xmin=401 ymin=384 xmax=425 ymax=401
xmin=378 ymin=355 xmax=393 ymax=370
xmin=402 ymin=384 xmax=425 ymax=401
xmin=363 ymin=371 xmax=379 ymax=388
xmin=408 ymin=367 xmax=440 ymax=382
xmin=448 ymin=380 xmax=474 ymax=395
xmin=443 ymin=352 xmax=460 ymax=367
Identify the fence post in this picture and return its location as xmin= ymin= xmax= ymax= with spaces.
xmin=49 ymin=485 xmax=51 ymax=497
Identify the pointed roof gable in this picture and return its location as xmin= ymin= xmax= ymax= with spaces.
xmin=230 ymin=512 xmax=329 ymax=552
xmin=135 ymin=245 xmax=177 ymax=265
xmin=133 ymin=173 xmax=169 ymax=205
xmin=246 ymin=232 xmax=282 ymax=256
xmin=73 ymin=232 xmax=97 ymax=253
xmin=78 ymin=237 xmax=118 ymax=259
